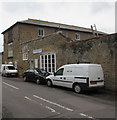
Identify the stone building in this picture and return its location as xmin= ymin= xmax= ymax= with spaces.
xmin=2 ymin=18 xmax=104 ymax=71
xmin=2 ymin=19 xmax=116 ymax=91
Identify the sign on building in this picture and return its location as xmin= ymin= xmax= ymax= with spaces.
xmin=33 ymin=49 xmax=42 ymax=54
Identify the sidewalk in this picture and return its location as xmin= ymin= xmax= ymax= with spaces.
xmin=82 ymin=88 xmax=116 ymax=106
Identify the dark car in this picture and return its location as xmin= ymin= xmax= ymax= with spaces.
xmin=23 ymin=69 xmax=51 ymax=84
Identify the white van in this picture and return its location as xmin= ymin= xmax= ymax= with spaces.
xmin=46 ymin=64 xmax=104 ymax=93
xmin=1 ymin=64 xmax=18 ymax=77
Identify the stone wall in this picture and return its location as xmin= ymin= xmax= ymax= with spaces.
xmin=67 ymin=34 xmax=116 ymax=92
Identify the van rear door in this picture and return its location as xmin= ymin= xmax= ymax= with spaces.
xmin=88 ymin=65 xmax=104 ymax=87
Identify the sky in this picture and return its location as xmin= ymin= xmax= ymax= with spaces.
xmin=0 ymin=0 xmax=116 ymax=52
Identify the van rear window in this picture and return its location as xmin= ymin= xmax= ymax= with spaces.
xmin=7 ymin=66 xmax=15 ymax=70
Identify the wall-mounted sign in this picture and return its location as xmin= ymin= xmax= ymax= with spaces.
xmin=33 ymin=49 xmax=42 ymax=54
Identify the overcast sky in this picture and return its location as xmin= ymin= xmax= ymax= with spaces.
xmin=0 ymin=0 xmax=116 ymax=52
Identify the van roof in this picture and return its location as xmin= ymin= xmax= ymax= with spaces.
xmin=60 ymin=64 xmax=101 ymax=68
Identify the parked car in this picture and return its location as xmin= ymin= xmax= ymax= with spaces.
xmin=1 ymin=64 xmax=18 ymax=77
xmin=23 ymin=69 xmax=51 ymax=84
xmin=46 ymin=64 xmax=104 ymax=93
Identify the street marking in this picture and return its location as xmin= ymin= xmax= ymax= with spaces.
xmin=25 ymin=96 xmax=36 ymax=102
xmin=80 ymin=113 xmax=87 ymax=117
xmin=3 ymin=82 xmax=19 ymax=90
xmin=45 ymin=106 xmax=56 ymax=113
xmin=24 ymin=96 xmax=58 ymax=113
xmin=80 ymin=113 xmax=94 ymax=119
xmin=33 ymin=95 xmax=73 ymax=112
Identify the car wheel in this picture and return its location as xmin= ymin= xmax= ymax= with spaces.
xmin=47 ymin=80 xmax=52 ymax=87
xmin=23 ymin=76 xmax=27 ymax=82
xmin=73 ymin=84 xmax=82 ymax=93
xmin=36 ymin=78 xmax=41 ymax=85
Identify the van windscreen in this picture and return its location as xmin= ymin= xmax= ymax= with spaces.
xmin=7 ymin=66 xmax=15 ymax=70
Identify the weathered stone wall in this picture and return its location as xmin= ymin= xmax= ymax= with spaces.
xmin=2 ymin=25 xmax=19 ymax=64
xmin=67 ymin=34 xmax=116 ymax=92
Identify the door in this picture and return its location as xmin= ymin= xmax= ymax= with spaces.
xmin=40 ymin=53 xmax=56 ymax=73
xmin=89 ymin=66 xmax=104 ymax=87
xmin=26 ymin=70 xmax=34 ymax=81
xmin=53 ymin=68 xmax=64 ymax=86
xmin=29 ymin=70 xmax=36 ymax=81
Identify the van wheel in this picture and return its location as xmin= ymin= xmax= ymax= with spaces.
xmin=23 ymin=77 xmax=27 ymax=82
xmin=36 ymin=78 xmax=41 ymax=85
xmin=73 ymin=84 xmax=82 ymax=94
xmin=47 ymin=80 xmax=52 ymax=87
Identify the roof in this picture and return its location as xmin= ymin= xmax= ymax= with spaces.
xmin=2 ymin=18 xmax=106 ymax=34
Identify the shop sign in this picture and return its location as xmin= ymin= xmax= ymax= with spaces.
xmin=33 ymin=49 xmax=42 ymax=54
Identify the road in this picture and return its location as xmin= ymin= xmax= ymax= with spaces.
xmin=2 ymin=76 xmax=116 ymax=119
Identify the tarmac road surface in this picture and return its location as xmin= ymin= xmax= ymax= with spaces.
xmin=2 ymin=76 xmax=116 ymax=119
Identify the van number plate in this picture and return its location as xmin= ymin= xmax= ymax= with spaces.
xmin=90 ymin=81 xmax=97 ymax=85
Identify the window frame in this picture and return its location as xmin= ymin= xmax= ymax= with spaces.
xmin=38 ymin=29 xmax=44 ymax=37
xmin=40 ymin=53 xmax=56 ymax=73
xmin=8 ymin=29 xmax=13 ymax=43
xmin=8 ymin=43 xmax=13 ymax=58
xmin=75 ymin=33 xmax=80 ymax=40
xmin=23 ymin=52 xmax=28 ymax=61
xmin=55 ymin=68 xmax=64 ymax=76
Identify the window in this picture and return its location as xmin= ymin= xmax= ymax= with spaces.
xmin=75 ymin=33 xmax=80 ymax=40
xmin=55 ymin=68 xmax=64 ymax=76
xmin=8 ymin=43 xmax=13 ymax=57
xmin=8 ymin=29 xmax=13 ymax=43
xmin=38 ymin=29 xmax=44 ymax=36
xmin=23 ymin=53 xmax=28 ymax=61
xmin=7 ymin=66 xmax=15 ymax=70
xmin=40 ymin=53 xmax=56 ymax=73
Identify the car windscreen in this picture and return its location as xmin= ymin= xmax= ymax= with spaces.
xmin=35 ymin=69 xmax=50 ymax=76
xmin=7 ymin=66 xmax=16 ymax=70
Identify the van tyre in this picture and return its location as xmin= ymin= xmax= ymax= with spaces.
xmin=73 ymin=84 xmax=82 ymax=94
xmin=47 ymin=80 xmax=52 ymax=87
